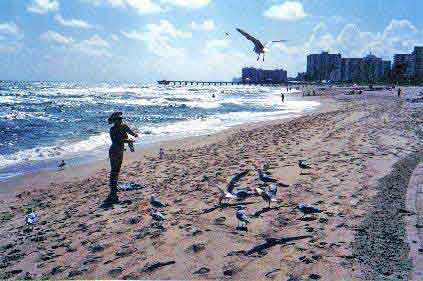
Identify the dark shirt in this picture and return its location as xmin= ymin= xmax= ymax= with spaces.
xmin=110 ymin=124 xmax=135 ymax=149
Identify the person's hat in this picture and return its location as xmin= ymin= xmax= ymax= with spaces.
xmin=108 ymin=112 xmax=123 ymax=124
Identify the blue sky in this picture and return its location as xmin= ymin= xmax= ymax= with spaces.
xmin=0 ymin=0 xmax=422 ymax=82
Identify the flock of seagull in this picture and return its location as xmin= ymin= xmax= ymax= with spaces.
xmin=147 ymin=159 xmax=321 ymax=230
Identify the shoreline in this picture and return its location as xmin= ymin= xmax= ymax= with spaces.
xmin=0 ymin=88 xmax=422 ymax=280
xmin=0 ymin=95 xmax=333 ymax=196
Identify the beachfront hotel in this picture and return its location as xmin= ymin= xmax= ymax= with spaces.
xmin=304 ymin=46 xmax=423 ymax=83
xmin=393 ymin=47 xmax=423 ymax=80
xmin=306 ymin=52 xmax=390 ymax=83
xmin=241 ymin=67 xmax=288 ymax=83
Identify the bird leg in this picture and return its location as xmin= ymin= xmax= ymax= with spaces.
xmin=263 ymin=54 xmax=265 ymax=62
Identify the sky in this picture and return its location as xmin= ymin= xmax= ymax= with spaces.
xmin=0 ymin=0 xmax=422 ymax=82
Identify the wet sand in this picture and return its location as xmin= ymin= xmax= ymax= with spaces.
xmin=0 ymin=88 xmax=422 ymax=280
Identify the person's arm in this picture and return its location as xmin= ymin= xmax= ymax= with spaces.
xmin=124 ymin=125 xmax=138 ymax=138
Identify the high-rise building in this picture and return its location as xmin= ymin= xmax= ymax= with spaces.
xmin=307 ymin=52 xmax=342 ymax=81
xmin=393 ymin=54 xmax=415 ymax=78
xmin=382 ymin=60 xmax=391 ymax=78
xmin=413 ymin=46 xmax=423 ymax=78
xmin=296 ymin=72 xmax=306 ymax=81
xmin=360 ymin=54 xmax=384 ymax=83
xmin=341 ymin=58 xmax=362 ymax=82
xmin=241 ymin=67 xmax=287 ymax=83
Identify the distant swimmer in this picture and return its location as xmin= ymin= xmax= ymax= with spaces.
xmin=212 ymin=93 xmax=216 ymax=98
xmin=102 ymin=112 xmax=138 ymax=208
xmin=58 ymin=160 xmax=66 ymax=170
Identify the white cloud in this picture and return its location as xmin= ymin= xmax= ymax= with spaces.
xmin=84 ymin=0 xmax=162 ymax=14
xmin=54 ymin=15 xmax=93 ymax=29
xmin=84 ymin=0 xmax=211 ymax=12
xmin=161 ymin=0 xmax=211 ymax=9
xmin=125 ymin=0 xmax=162 ymax=14
xmin=40 ymin=30 xmax=74 ymax=45
xmin=27 ymin=0 xmax=59 ymax=14
xmin=0 ymin=42 xmax=22 ymax=53
xmin=75 ymin=44 xmax=111 ymax=57
xmin=264 ymin=1 xmax=307 ymax=21
xmin=40 ymin=31 xmax=111 ymax=57
xmin=0 ymin=22 xmax=21 ymax=36
xmin=122 ymin=20 xmax=191 ymax=57
xmin=191 ymin=19 xmax=215 ymax=31
xmin=111 ymin=34 xmax=119 ymax=41
xmin=0 ymin=22 xmax=23 ymax=52
xmin=203 ymin=39 xmax=229 ymax=53
xmin=82 ymin=34 xmax=109 ymax=47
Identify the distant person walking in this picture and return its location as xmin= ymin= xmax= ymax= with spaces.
xmin=102 ymin=112 xmax=138 ymax=207
xmin=281 ymin=93 xmax=285 ymax=103
xmin=397 ymin=88 xmax=401 ymax=97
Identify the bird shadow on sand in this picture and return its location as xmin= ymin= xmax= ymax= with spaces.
xmin=202 ymin=202 xmax=257 ymax=214
xmin=252 ymin=204 xmax=291 ymax=218
xmin=227 ymin=235 xmax=312 ymax=257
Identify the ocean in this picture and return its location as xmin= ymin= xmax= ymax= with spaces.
xmin=0 ymin=81 xmax=319 ymax=182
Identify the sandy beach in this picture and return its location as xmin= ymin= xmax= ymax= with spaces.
xmin=1 ymin=87 xmax=422 ymax=280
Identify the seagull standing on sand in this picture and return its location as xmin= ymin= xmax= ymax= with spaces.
xmin=150 ymin=195 xmax=166 ymax=208
xmin=296 ymin=203 xmax=321 ymax=215
xmin=254 ymin=164 xmax=278 ymax=183
xmin=236 ymin=209 xmax=250 ymax=228
xmin=236 ymin=28 xmax=287 ymax=62
xmin=261 ymin=188 xmax=276 ymax=208
xmin=151 ymin=209 xmax=166 ymax=222
xmin=217 ymin=185 xmax=236 ymax=205
xmin=269 ymin=183 xmax=278 ymax=197
xmin=298 ymin=160 xmax=311 ymax=174
xmin=58 ymin=160 xmax=66 ymax=170
xmin=26 ymin=211 xmax=38 ymax=225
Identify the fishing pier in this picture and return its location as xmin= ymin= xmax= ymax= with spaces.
xmin=157 ymin=80 xmax=291 ymax=86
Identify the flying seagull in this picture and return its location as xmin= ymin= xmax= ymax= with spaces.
xmin=236 ymin=28 xmax=287 ymax=62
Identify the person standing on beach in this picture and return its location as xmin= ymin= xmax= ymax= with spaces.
xmin=281 ymin=93 xmax=285 ymax=103
xmin=397 ymin=88 xmax=401 ymax=97
xmin=103 ymin=112 xmax=138 ymax=207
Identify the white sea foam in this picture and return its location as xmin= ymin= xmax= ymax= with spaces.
xmin=0 ymin=133 xmax=110 ymax=169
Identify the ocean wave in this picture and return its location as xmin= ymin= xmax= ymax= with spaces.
xmin=0 ymin=133 xmax=110 ymax=169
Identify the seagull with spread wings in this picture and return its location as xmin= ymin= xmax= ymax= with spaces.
xmin=236 ymin=28 xmax=287 ymax=62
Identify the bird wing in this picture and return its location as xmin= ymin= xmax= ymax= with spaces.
xmin=264 ymin=40 xmax=287 ymax=47
xmin=236 ymin=28 xmax=264 ymax=49
xmin=255 ymin=187 xmax=264 ymax=195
